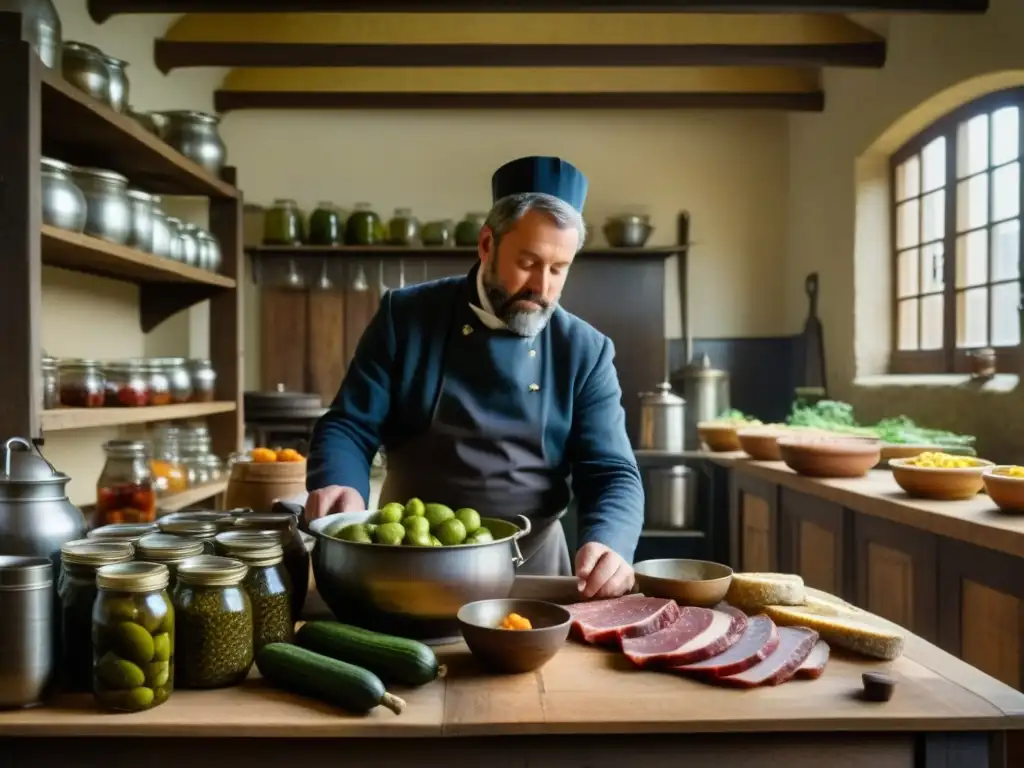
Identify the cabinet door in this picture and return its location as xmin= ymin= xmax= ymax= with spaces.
xmin=778 ymin=490 xmax=850 ymax=600
xmin=853 ymin=514 xmax=938 ymax=643
xmin=729 ymin=473 xmax=778 ymax=572
xmin=938 ymin=537 xmax=1024 ymax=691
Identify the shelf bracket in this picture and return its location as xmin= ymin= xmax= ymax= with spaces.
xmin=138 ymin=283 xmax=221 ymax=332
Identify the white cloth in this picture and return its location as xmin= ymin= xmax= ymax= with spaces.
xmin=469 ymin=261 xmax=506 ymax=331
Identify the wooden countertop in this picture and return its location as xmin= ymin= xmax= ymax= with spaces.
xmin=2 ymin=577 xmax=1022 ymax=738
xmin=712 ymin=452 xmax=1024 ymax=559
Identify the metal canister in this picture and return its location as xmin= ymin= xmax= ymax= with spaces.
xmin=637 ymin=381 xmax=685 ymax=452
xmin=643 ymin=466 xmax=697 ymax=530
xmin=672 ymin=353 xmax=730 ymax=450
xmin=0 ymin=555 xmax=54 ymax=708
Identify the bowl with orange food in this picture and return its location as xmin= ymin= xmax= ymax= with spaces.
xmin=983 ymin=465 xmax=1024 ymax=513
xmin=890 ymin=451 xmax=994 ymax=501
xmin=457 ymin=598 xmax=571 ymax=674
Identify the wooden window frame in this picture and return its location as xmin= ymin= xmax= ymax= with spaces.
xmin=890 ymin=88 xmax=1024 ymax=375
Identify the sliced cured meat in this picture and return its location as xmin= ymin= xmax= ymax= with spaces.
xmin=674 ymin=614 xmax=780 ymax=679
xmin=622 ymin=607 xmax=747 ymax=668
xmin=567 ymin=596 xmax=681 ymax=646
xmin=717 ymin=626 xmax=819 ymax=688
xmin=794 ymin=640 xmax=830 ymax=680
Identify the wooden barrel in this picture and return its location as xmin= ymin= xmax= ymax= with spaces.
xmin=224 ymin=460 xmax=307 ymax=513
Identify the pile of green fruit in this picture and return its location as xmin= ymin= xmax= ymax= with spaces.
xmin=323 ymin=498 xmax=495 ymax=547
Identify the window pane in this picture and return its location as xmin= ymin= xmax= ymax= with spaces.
xmin=921 ymin=293 xmax=944 ymax=349
xmin=956 ymin=230 xmax=988 ymax=287
xmin=897 ymin=248 xmax=920 ymax=297
xmin=957 ymin=114 xmax=989 ymax=178
xmin=992 ymin=218 xmax=1021 ymax=282
xmin=922 ymin=189 xmax=945 ymax=242
xmin=921 ymin=242 xmax=945 ymax=293
xmin=898 ymin=298 xmax=919 ymax=350
xmin=992 ymin=161 xmax=1020 ymax=221
xmin=897 ymin=198 xmax=920 ymax=248
xmin=896 ymin=154 xmax=920 ymax=201
xmin=991 ymin=281 xmax=1021 ymax=347
xmin=992 ymin=106 xmax=1019 ymax=166
xmin=923 ymin=137 xmax=946 ymax=192
xmin=957 ymin=173 xmax=989 ymax=232
xmin=956 ymin=288 xmax=988 ymax=347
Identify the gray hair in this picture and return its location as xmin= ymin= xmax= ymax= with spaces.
xmin=484 ymin=192 xmax=586 ymax=254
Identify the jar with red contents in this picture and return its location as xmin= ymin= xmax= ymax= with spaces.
xmin=58 ymin=359 xmax=106 ymax=408
xmin=144 ymin=360 xmax=172 ymax=406
xmin=95 ymin=440 xmax=158 ymax=527
xmin=103 ymin=361 xmax=150 ymax=407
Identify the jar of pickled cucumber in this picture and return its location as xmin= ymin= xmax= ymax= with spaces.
xmin=232 ymin=542 xmax=293 ymax=653
xmin=92 ymin=562 xmax=175 ymax=712
xmin=59 ymin=539 xmax=135 ymax=693
xmin=135 ymin=533 xmax=205 ymax=589
xmin=172 ymin=555 xmax=254 ymax=689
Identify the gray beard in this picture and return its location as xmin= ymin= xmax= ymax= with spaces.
xmin=482 ymin=260 xmax=557 ymax=338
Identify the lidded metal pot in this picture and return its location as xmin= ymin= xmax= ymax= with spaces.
xmin=671 ymin=353 xmax=730 ymax=450
xmin=637 ymin=381 xmax=686 ymax=453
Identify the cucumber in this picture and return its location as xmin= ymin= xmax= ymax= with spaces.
xmin=295 ymin=621 xmax=445 ymax=687
xmin=255 ymin=643 xmax=405 ymax=715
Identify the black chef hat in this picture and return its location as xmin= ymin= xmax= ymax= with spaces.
xmin=491 ymin=155 xmax=588 ymax=213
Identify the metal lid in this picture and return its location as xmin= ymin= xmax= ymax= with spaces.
xmin=103 ymin=360 xmax=144 ymax=372
xmin=136 ymin=533 xmax=205 ymax=561
xmin=61 ymin=539 xmax=134 ymax=566
xmin=158 ymin=518 xmax=217 ymax=539
xmin=126 ymin=189 xmax=153 ymax=202
xmin=102 ymin=439 xmax=151 ymax=459
xmin=231 ymin=513 xmax=294 ymax=532
xmin=176 ymin=555 xmax=247 ymax=587
xmin=58 ymin=358 xmax=101 ymax=369
xmin=215 ymin=529 xmax=280 ymax=553
xmin=681 ymin=352 xmax=728 ymax=380
xmin=87 ymin=522 xmax=159 ymax=542
xmin=230 ymin=542 xmax=284 ymax=568
xmin=62 ymin=40 xmax=103 ymax=58
xmin=70 ymin=167 xmax=129 ymax=185
xmin=638 ymin=381 xmax=685 ymax=407
xmin=96 ymin=561 xmax=169 ymax=592
xmin=0 ymin=556 xmax=53 ymax=590
xmin=41 ymin=157 xmax=72 ymax=174
xmin=0 ymin=437 xmax=68 ymax=484
xmin=160 ymin=510 xmax=234 ymax=528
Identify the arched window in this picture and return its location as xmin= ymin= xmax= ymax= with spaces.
xmin=891 ymin=88 xmax=1023 ymax=374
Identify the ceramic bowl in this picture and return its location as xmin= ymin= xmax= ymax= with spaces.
xmin=890 ymin=457 xmax=994 ymax=500
xmin=697 ymin=422 xmax=742 ymax=452
xmin=778 ymin=436 xmax=882 ymax=478
xmin=457 ymin=598 xmax=571 ymax=674
xmin=983 ymin=467 xmax=1024 ymax=512
xmin=877 ymin=443 xmax=976 ymax=466
xmin=737 ymin=427 xmax=788 ymax=461
xmin=633 ymin=558 xmax=733 ymax=607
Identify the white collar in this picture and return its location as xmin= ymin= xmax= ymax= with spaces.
xmin=470 ymin=263 xmax=507 ymax=331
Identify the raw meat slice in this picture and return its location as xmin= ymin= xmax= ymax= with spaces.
xmin=567 ymin=596 xmax=681 ymax=646
xmin=717 ymin=626 xmax=819 ymax=688
xmin=563 ymin=593 xmax=646 ymax=617
xmin=794 ymin=640 xmax=830 ymax=680
xmin=674 ymin=614 xmax=780 ymax=679
xmin=622 ymin=607 xmax=747 ymax=668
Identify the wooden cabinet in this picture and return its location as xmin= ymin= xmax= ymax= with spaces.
xmin=778 ymin=490 xmax=850 ymax=600
xmin=729 ymin=473 xmax=778 ymax=572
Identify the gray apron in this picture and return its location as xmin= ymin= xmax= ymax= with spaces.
xmin=380 ymin=301 xmax=572 ymax=577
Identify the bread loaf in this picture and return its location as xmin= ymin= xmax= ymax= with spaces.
xmin=764 ymin=597 xmax=905 ymax=661
xmin=726 ymin=572 xmax=806 ymax=610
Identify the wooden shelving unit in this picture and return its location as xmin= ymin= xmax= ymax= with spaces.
xmin=247 ymin=243 xmax=686 ymax=260
xmin=159 ymin=480 xmax=228 ymax=512
xmin=0 ymin=15 xmax=245 ymax=459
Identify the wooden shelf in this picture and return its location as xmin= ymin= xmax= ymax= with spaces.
xmin=159 ymin=480 xmax=228 ymax=512
xmin=247 ymin=244 xmax=686 ymax=259
xmin=41 ymin=401 xmax=237 ymax=432
xmin=39 ymin=69 xmax=237 ymax=200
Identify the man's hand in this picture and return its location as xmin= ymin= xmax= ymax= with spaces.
xmin=305 ymin=485 xmax=365 ymax=523
xmin=574 ymin=542 xmax=635 ymax=599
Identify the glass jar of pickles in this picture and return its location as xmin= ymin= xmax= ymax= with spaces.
xmin=135 ymin=534 xmax=205 ymax=589
xmin=92 ymin=562 xmax=175 ymax=712
xmin=59 ymin=539 xmax=134 ymax=693
xmin=307 ymin=201 xmax=343 ymax=246
xmin=263 ymin=198 xmax=303 ymax=245
xmin=232 ymin=542 xmax=293 ymax=653
xmin=103 ymin=361 xmax=149 ymax=407
xmin=172 ymin=555 xmax=254 ymax=689
xmin=387 ymin=208 xmax=420 ymax=245
xmin=455 ymin=211 xmax=487 ymax=246
xmin=95 ymin=440 xmax=157 ymax=527
xmin=344 ymin=202 xmax=382 ymax=245
xmin=58 ymin=359 xmax=105 ymax=408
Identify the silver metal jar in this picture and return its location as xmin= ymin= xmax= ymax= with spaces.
xmin=643 ymin=466 xmax=697 ymax=531
xmin=40 ymin=157 xmax=86 ymax=233
xmin=196 ymin=230 xmax=221 ymax=272
xmin=178 ymin=224 xmax=201 ymax=267
xmin=164 ymin=216 xmax=184 ymax=261
xmin=125 ymin=189 xmax=155 ymax=253
xmin=1 ymin=0 xmax=62 ymax=70
xmin=101 ymin=54 xmax=129 ymax=113
xmin=671 ymin=353 xmax=731 ymax=450
xmin=0 ymin=556 xmax=54 ymax=709
xmin=637 ymin=381 xmax=686 ymax=453
xmin=157 ymin=357 xmax=193 ymax=403
xmin=150 ymin=200 xmax=171 ymax=258
xmin=158 ymin=111 xmax=227 ymax=175
xmin=60 ymin=41 xmax=109 ymax=105
xmin=70 ymin=167 xmax=130 ymax=245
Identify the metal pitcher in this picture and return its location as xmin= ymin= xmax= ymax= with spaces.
xmin=637 ymin=381 xmax=686 ymax=452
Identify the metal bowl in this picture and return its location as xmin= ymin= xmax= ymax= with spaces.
xmin=308 ymin=511 xmax=531 ymax=644
xmin=457 ymin=598 xmax=571 ymax=674
xmin=633 ymin=558 xmax=734 ymax=607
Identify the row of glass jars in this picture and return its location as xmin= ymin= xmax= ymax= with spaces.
xmin=58 ymin=534 xmax=292 ymax=712
xmin=43 ymin=356 xmax=216 ymax=409
xmin=151 ymin=423 xmax=224 ymax=493
xmin=41 ymin=156 xmax=223 ymax=272
xmin=262 ymin=199 xmax=488 ymax=248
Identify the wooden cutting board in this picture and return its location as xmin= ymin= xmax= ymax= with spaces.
xmin=260 ymin=288 xmax=308 ymax=392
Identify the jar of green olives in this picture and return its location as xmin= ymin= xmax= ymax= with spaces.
xmin=172 ymin=555 xmax=254 ymax=689
xmin=232 ymin=542 xmax=293 ymax=653
xmin=135 ymin=533 xmax=205 ymax=589
xmin=59 ymin=539 xmax=135 ymax=693
xmin=92 ymin=562 xmax=175 ymax=712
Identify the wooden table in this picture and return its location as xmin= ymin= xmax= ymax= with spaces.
xmin=1 ymin=577 xmax=1022 ymax=767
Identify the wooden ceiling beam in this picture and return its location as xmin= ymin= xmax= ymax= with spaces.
xmin=155 ymin=40 xmax=885 ymax=73
xmin=88 ymin=0 xmax=987 ymax=23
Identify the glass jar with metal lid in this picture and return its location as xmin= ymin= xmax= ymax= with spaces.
xmin=135 ymin=533 xmax=205 ymax=588
xmin=58 ymin=358 xmax=105 ymax=408
xmin=92 ymin=562 xmax=174 ymax=712
xmin=164 ymin=216 xmax=184 ymax=262
xmin=87 ymin=522 xmax=159 ymax=547
xmin=150 ymin=437 xmax=187 ymax=496
xmin=41 ymin=354 xmax=59 ymax=409
xmin=229 ymin=513 xmax=309 ymax=620
xmin=156 ymin=518 xmax=217 ymax=554
xmin=102 ymin=360 xmax=149 ymax=407
xmin=225 ymin=540 xmax=293 ymax=653
xmin=154 ymin=358 xmax=192 ymax=404
xmin=162 ymin=510 xmax=238 ymax=532
xmin=172 ymin=555 xmax=254 ymax=689
xmin=177 ymin=224 xmax=200 ymax=267
xmin=186 ymin=358 xmax=216 ymax=402
xmin=141 ymin=359 xmax=171 ymax=406
xmin=96 ymin=440 xmax=157 ymax=527
xmin=58 ymin=539 xmax=134 ymax=693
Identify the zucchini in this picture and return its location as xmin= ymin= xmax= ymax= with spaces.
xmin=255 ymin=643 xmax=405 ymax=715
xmin=295 ymin=621 xmax=445 ymax=687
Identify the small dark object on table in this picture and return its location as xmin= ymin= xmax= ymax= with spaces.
xmin=862 ymin=671 xmax=896 ymax=702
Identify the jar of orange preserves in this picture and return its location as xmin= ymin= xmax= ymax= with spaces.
xmin=95 ymin=440 xmax=157 ymax=527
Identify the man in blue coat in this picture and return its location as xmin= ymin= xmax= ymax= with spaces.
xmin=306 ymin=155 xmax=644 ymax=599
